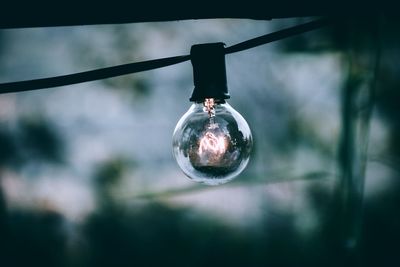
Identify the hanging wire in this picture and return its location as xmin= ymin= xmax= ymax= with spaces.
xmin=224 ymin=18 xmax=329 ymax=54
xmin=0 ymin=18 xmax=331 ymax=94
xmin=0 ymin=55 xmax=190 ymax=94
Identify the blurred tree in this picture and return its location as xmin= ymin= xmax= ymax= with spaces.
xmin=18 ymin=116 xmax=65 ymax=164
xmin=0 ymin=210 xmax=68 ymax=267
xmin=0 ymin=115 xmax=67 ymax=266
xmin=281 ymin=16 xmax=400 ymax=267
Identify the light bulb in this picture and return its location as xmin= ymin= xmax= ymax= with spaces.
xmin=173 ymin=98 xmax=252 ymax=185
xmin=172 ymin=42 xmax=253 ymax=185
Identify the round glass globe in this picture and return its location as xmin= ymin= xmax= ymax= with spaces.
xmin=172 ymin=99 xmax=252 ymax=185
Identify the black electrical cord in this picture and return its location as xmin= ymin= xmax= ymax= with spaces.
xmin=0 ymin=18 xmax=330 ymax=94
xmin=224 ymin=18 xmax=329 ymax=54
xmin=0 ymin=55 xmax=190 ymax=94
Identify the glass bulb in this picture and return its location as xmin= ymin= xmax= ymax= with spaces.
xmin=173 ymin=98 xmax=253 ymax=185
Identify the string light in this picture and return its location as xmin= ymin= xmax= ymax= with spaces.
xmin=0 ymin=18 xmax=329 ymax=94
xmin=0 ymin=18 xmax=331 ymax=185
xmin=172 ymin=43 xmax=252 ymax=185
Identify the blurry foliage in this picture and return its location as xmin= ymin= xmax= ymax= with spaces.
xmin=80 ymin=164 xmax=346 ymax=267
xmin=375 ymin=47 xmax=400 ymax=158
xmin=0 ymin=115 xmax=66 ymax=266
xmin=0 ymin=116 xmax=65 ymax=168
xmin=286 ymin=118 xmax=335 ymax=157
xmin=279 ymin=17 xmax=381 ymax=53
xmin=94 ymin=159 xmax=127 ymax=189
xmin=18 ymin=116 xmax=65 ymax=163
xmin=73 ymin=24 xmax=153 ymax=99
xmin=0 ymin=210 xmax=68 ymax=267
xmin=0 ymin=128 xmax=19 ymax=167
xmin=1 ymin=183 xmax=399 ymax=267
xmin=361 ymin=178 xmax=400 ymax=266
xmin=102 ymin=74 xmax=152 ymax=99
xmin=92 ymin=158 xmax=133 ymax=209
xmin=82 ymin=203 xmax=258 ymax=267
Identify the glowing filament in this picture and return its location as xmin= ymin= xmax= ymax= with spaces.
xmin=198 ymin=132 xmax=227 ymax=156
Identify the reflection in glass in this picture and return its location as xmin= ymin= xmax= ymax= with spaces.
xmin=173 ymin=98 xmax=252 ymax=185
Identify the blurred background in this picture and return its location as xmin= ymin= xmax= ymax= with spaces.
xmin=0 ymin=16 xmax=399 ymax=266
